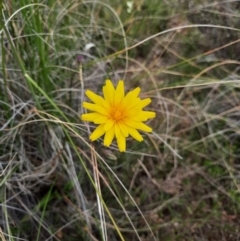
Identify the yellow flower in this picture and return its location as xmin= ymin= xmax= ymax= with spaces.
xmin=81 ymin=80 xmax=156 ymax=152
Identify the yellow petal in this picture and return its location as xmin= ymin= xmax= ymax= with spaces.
xmin=124 ymin=108 xmax=139 ymax=117
xmin=104 ymin=126 xmax=115 ymax=147
xmin=141 ymin=111 xmax=156 ymax=119
xmin=104 ymin=119 xmax=115 ymax=131
xmin=116 ymin=131 xmax=126 ymax=152
xmin=130 ymin=87 xmax=141 ymax=98
xmin=114 ymin=122 xmax=121 ymax=138
xmin=81 ymin=113 xmax=103 ymax=122
xmin=85 ymin=90 xmax=102 ymax=103
xmin=114 ymin=80 xmax=125 ymax=105
xmin=122 ymin=97 xmax=141 ymax=112
xmin=127 ymin=126 xmax=143 ymax=141
xmin=90 ymin=124 xmax=105 ymax=141
xmin=137 ymin=98 xmax=151 ymax=109
xmin=121 ymin=87 xmax=141 ymax=109
xmin=82 ymin=102 xmax=109 ymax=116
xmin=93 ymin=115 xmax=109 ymax=124
xmin=103 ymin=80 xmax=115 ymax=104
xmin=85 ymin=90 xmax=110 ymax=110
xmin=82 ymin=102 xmax=96 ymax=111
xmin=124 ymin=120 xmax=152 ymax=132
xmin=118 ymin=122 xmax=129 ymax=137
xmin=128 ymin=111 xmax=156 ymax=121
xmin=126 ymin=98 xmax=141 ymax=110
xmin=102 ymin=86 xmax=108 ymax=102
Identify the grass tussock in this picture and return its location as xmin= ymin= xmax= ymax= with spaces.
xmin=1 ymin=0 xmax=240 ymax=240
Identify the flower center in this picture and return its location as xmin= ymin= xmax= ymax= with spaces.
xmin=111 ymin=106 xmax=123 ymax=122
xmin=113 ymin=110 xmax=122 ymax=120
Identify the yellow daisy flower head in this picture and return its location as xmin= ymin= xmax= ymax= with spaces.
xmin=81 ymin=80 xmax=156 ymax=152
